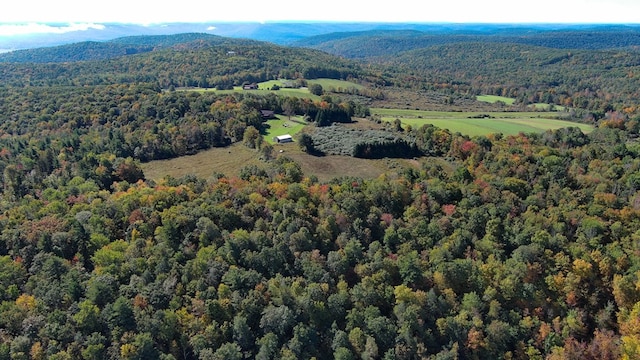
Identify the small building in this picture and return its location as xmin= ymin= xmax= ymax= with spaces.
xmin=243 ymin=83 xmax=258 ymax=90
xmin=260 ymin=110 xmax=276 ymax=119
xmin=274 ymin=134 xmax=293 ymax=143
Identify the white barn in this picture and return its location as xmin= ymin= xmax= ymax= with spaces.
xmin=274 ymin=134 xmax=293 ymax=143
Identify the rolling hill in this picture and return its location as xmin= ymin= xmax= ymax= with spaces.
xmin=0 ymin=33 xmax=261 ymax=63
xmin=292 ymin=25 xmax=640 ymax=58
xmin=0 ymin=33 xmax=367 ymax=88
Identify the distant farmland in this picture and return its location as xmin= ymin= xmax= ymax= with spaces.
xmin=476 ymin=95 xmax=516 ymax=105
xmin=372 ymin=108 xmax=593 ymax=136
xmin=182 ymin=78 xmax=363 ymax=100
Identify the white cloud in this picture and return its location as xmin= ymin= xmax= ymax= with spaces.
xmin=0 ymin=23 xmax=105 ymax=36
xmin=0 ymin=0 xmax=638 ymax=25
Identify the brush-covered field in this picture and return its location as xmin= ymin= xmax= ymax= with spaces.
xmin=140 ymin=141 xmax=422 ymax=183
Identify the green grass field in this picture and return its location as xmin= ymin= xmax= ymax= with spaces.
xmin=183 ymin=78 xmax=363 ymax=100
xmin=529 ymin=103 xmax=568 ymax=111
xmin=206 ymin=87 xmax=320 ymax=100
xmin=372 ymin=108 xmax=593 ymax=136
xmin=477 ymin=95 xmax=516 ymax=105
xmin=263 ymin=116 xmax=307 ymax=143
xmin=307 ymin=79 xmax=364 ymax=90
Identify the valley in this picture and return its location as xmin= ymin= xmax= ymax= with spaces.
xmin=0 ymin=25 xmax=639 ymax=359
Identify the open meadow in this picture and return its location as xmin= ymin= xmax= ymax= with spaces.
xmin=307 ymin=78 xmax=365 ymax=90
xmin=372 ymin=108 xmax=593 ymax=136
xmin=182 ymin=78 xmax=363 ymax=100
xmin=262 ymin=115 xmax=307 ymax=143
xmin=143 ymin=107 xmax=596 ymax=181
xmin=476 ymin=95 xmax=516 ymax=105
xmin=140 ymin=140 xmax=423 ymax=183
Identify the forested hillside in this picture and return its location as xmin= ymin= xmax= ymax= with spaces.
xmin=0 ymin=35 xmax=364 ymax=88
xmin=0 ymin=34 xmax=261 ymax=63
xmin=294 ymin=26 xmax=640 ymax=58
xmin=1 ymin=114 xmax=640 ymax=359
xmin=295 ymin=27 xmax=640 ymax=118
xmin=375 ymin=42 xmax=640 ymax=119
xmin=1 ymin=31 xmax=640 ymax=359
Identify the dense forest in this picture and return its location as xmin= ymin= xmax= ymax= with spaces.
xmin=0 ymin=34 xmax=262 ymax=63
xmin=0 ymin=30 xmax=640 ymax=359
xmin=294 ymin=27 xmax=640 ymax=58
xmin=0 ymin=35 xmax=364 ymax=88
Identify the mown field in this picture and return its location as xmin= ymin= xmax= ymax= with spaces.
xmin=372 ymin=108 xmax=593 ymax=136
xmin=307 ymin=78 xmax=364 ymax=90
xmin=182 ymin=78 xmax=363 ymax=100
xmin=477 ymin=95 xmax=567 ymax=111
xmin=476 ymin=95 xmax=516 ymax=105
xmin=262 ymin=116 xmax=307 ymax=143
xmin=195 ymin=86 xmax=319 ymax=100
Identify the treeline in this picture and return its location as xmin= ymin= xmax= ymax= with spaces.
xmin=1 ymin=124 xmax=640 ymax=358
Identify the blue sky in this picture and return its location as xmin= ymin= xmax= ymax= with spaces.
xmin=0 ymin=0 xmax=639 ymax=35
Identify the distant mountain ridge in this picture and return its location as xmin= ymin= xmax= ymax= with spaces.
xmin=3 ymin=21 xmax=639 ymax=55
xmin=292 ymin=25 xmax=640 ymax=59
xmin=0 ymin=33 xmax=260 ymax=63
xmin=0 ymin=22 xmax=449 ymax=52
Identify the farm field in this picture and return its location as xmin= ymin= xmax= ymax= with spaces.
xmin=194 ymin=86 xmax=320 ymax=100
xmin=529 ymin=103 xmax=568 ymax=111
xmin=476 ymin=95 xmax=516 ymax=105
xmin=307 ymin=78 xmax=364 ymax=90
xmin=263 ymin=116 xmax=307 ymax=143
xmin=182 ymin=78 xmax=363 ymax=99
xmin=372 ymin=108 xmax=593 ymax=136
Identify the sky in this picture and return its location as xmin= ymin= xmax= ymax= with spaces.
xmin=0 ymin=0 xmax=639 ymax=35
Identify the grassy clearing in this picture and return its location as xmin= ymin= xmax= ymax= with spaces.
xmin=140 ymin=143 xmax=264 ymax=181
xmin=307 ymin=79 xmax=364 ymax=90
xmin=372 ymin=108 xmax=559 ymax=119
xmin=182 ymin=78 xmax=362 ymax=99
xmin=140 ymin=140 xmax=420 ymax=183
xmin=385 ymin=117 xmax=593 ymax=137
xmin=372 ymin=108 xmax=593 ymax=136
xmin=477 ymin=95 xmax=516 ymax=105
xmin=287 ymin=153 xmax=417 ymax=183
xmin=204 ymin=87 xmax=320 ymax=100
xmin=263 ymin=116 xmax=307 ymax=143
xmin=529 ymin=103 xmax=568 ymax=111
xmin=393 ymin=118 xmax=543 ymax=137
